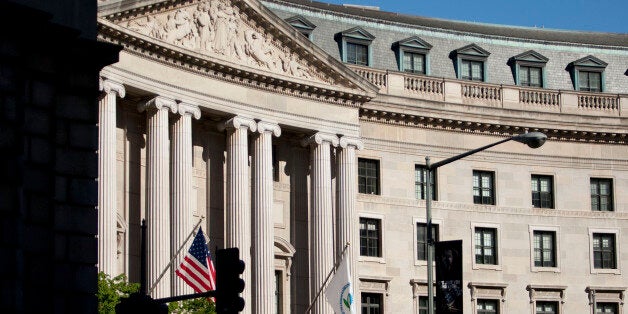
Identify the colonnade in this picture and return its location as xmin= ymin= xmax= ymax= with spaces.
xmin=97 ymin=77 xmax=362 ymax=313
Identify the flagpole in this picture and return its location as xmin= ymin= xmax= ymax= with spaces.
xmin=305 ymin=242 xmax=351 ymax=314
xmin=148 ymin=217 xmax=205 ymax=295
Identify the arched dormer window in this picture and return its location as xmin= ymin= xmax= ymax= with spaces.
xmin=511 ymin=50 xmax=548 ymax=88
xmin=393 ymin=36 xmax=432 ymax=75
xmin=570 ymin=55 xmax=607 ymax=92
xmin=453 ymin=44 xmax=490 ymax=82
xmin=337 ymin=27 xmax=375 ymax=66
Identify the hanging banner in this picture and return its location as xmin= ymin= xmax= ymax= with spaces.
xmin=435 ymin=240 xmax=463 ymax=313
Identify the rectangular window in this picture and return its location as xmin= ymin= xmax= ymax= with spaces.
xmin=520 ymin=66 xmax=543 ymax=87
xmin=533 ymin=231 xmax=556 ymax=267
xmin=275 ymin=270 xmax=282 ymax=314
xmin=461 ymin=59 xmax=484 ymax=81
xmin=417 ymin=223 xmax=439 ymax=261
xmin=477 ymin=299 xmax=499 ymax=314
xmin=346 ymin=42 xmax=368 ymax=66
xmin=361 ymin=293 xmax=382 ymax=314
xmin=531 ymin=175 xmax=553 ymax=209
xmin=415 ymin=165 xmax=436 ymax=200
xmin=473 ymin=171 xmax=495 ymax=205
xmin=579 ymin=70 xmax=602 ymax=92
xmin=475 ymin=228 xmax=497 ymax=265
xmin=360 ymin=218 xmax=381 ymax=257
xmin=403 ymin=52 xmax=426 ymax=74
xmin=591 ymin=178 xmax=613 ymax=211
xmin=593 ymin=233 xmax=616 ymax=269
xmin=596 ymin=303 xmax=618 ymax=314
xmin=418 ymin=296 xmax=428 ymax=314
xmin=358 ymin=158 xmax=380 ymax=195
xmin=536 ymin=301 xmax=558 ymax=314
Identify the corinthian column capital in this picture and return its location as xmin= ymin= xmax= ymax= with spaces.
xmin=339 ymin=136 xmax=364 ymax=150
xmin=177 ymin=102 xmax=201 ymax=119
xmin=218 ymin=115 xmax=257 ymax=133
xmin=138 ymin=96 xmax=177 ymax=113
xmin=99 ymin=77 xmax=126 ymax=98
xmin=256 ymin=121 xmax=281 ymax=137
xmin=301 ymin=132 xmax=339 ymax=148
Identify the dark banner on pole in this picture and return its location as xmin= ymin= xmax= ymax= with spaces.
xmin=435 ymin=240 xmax=463 ymax=313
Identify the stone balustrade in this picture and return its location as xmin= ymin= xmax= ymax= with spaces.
xmin=347 ymin=65 xmax=624 ymax=117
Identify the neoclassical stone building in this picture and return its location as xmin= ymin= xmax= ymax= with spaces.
xmin=96 ymin=0 xmax=627 ymax=313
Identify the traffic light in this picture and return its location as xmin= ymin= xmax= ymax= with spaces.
xmin=216 ymin=247 xmax=245 ymax=313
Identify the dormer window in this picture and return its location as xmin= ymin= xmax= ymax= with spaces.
xmin=453 ymin=44 xmax=490 ymax=82
xmin=394 ymin=36 xmax=432 ymax=75
xmin=337 ymin=27 xmax=375 ymax=66
xmin=570 ymin=55 xmax=607 ymax=92
xmin=285 ymin=15 xmax=316 ymax=40
xmin=511 ymin=50 xmax=548 ymax=88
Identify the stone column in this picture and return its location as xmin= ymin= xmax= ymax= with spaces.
xmin=302 ymin=132 xmax=338 ymax=314
xmin=252 ymin=121 xmax=281 ymax=314
xmin=218 ymin=116 xmax=256 ymax=314
xmin=138 ymin=96 xmax=177 ymax=298
xmin=171 ymin=102 xmax=201 ymax=296
xmin=337 ymin=136 xmax=363 ymax=304
xmin=97 ymin=78 xmax=125 ymax=277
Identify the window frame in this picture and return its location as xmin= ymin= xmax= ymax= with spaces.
xmin=591 ymin=177 xmax=614 ymax=211
xmin=359 ymin=213 xmax=385 ymax=263
xmin=338 ymin=27 xmax=375 ymax=67
xmin=471 ymin=222 xmax=502 ymax=270
xmin=361 ymin=292 xmax=383 ymax=314
xmin=531 ymin=174 xmax=554 ymax=209
xmin=535 ymin=301 xmax=559 ymax=314
xmin=358 ymin=158 xmax=380 ymax=195
xmin=473 ymin=170 xmax=496 ymax=205
xmin=284 ymin=15 xmax=316 ymax=40
xmin=529 ymin=226 xmax=561 ymax=273
xmin=454 ymin=44 xmax=490 ymax=82
xmin=570 ymin=55 xmax=608 ymax=92
xmin=588 ymin=228 xmax=621 ymax=275
xmin=477 ymin=299 xmax=500 ymax=314
xmin=415 ymin=164 xmax=436 ymax=201
xmin=586 ymin=286 xmax=625 ymax=314
xmin=414 ymin=217 xmax=443 ymax=266
xmin=527 ymin=285 xmax=566 ymax=314
xmin=469 ymin=282 xmax=507 ymax=313
xmin=511 ymin=50 xmax=548 ymax=88
xmin=394 ymin=36 xmax=432 ymax=74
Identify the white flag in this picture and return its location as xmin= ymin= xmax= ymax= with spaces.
xmin=325 ymin=255 xmax=356 ymax=314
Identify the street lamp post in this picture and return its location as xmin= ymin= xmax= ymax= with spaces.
xmin=425 ymin=132 xmax=547 ymax=313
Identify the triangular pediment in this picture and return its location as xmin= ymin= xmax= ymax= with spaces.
xmin=98 ymin=0 xmax=378 ymax=100
xmin=572 ymin=55 xmax=608 ymax=68
xmin=455 ymin=44 xmax=490 ymax=57
xmin=340 ymin=27 xmax=375 ymax=41
xmin=395 ymin=36 xmax=432 ymax=51
xmin=285 ymin=15 xmax=316 ymax=31
xmin=513 ymin=50 xmax=548 ymax=63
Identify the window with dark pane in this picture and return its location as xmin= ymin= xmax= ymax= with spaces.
xmin=533 ymin=231 xmax=556 ymax=267
xmin=404 ymin=52 xmax=425 ymax=74
xmin=520 ymin=66 xmax=543 ymax=87
xmin=358 ymin=158 xmax=380 ymax=195
xmin=360 ymin=218 xmax=381 ymax=257
xmin=531 ymin=175 xmax=553 ymax=209
xmin=536 ymin=301 xmax=557 ymax=314
xmin=418 ymin=296 xmax=428 ymax=314
xmin=477 ymin=299 xmax=499 ymax=314
xmin=473 ymin=170 xmax=495 ymax=205
xmin=415 ymin=165 xmax=436 ymax=200
xmin=417 ymin=222 xmax=439 ymax=261
xmin=461 ymin=59 xmax=484 ymax=81
xmin=591 ymin=178 xmax=613 ymax=211
xmin=475 ymin=227 xmax=497 ymax=265
xmin=579 ymin=70 xmax=602 ymax=92
xmin=347 ymin=42 xmax=368 ymax=66
xmin=593 ymin=233 xmax=616 ymax=269
xmin=596 ymin=302 xmax=618 ymax=314
xmin=272 ymin=144 xmax=279 ymax=182
xmin=361 ymin=293 xmax=382 ymax=314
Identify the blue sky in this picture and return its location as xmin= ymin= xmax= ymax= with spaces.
xmin=319 ymin=0 xmax=628 ymax=33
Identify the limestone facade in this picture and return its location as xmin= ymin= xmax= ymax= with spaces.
xmin=96 ymin=0 xmax=627 ymax=313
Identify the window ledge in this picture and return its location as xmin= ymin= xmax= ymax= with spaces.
xmin=591 ymin=268 xmax=621 ymax=275
xmin=531 ymin=266 xmax=561 ymax=273
xmin=472 ymin=263 xmax=502 ymax=271
xmin=359 ymin=256 xmax=386 ymax=264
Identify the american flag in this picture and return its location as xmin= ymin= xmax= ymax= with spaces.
xmin=175 ymin=227 xmax=217 ymax=293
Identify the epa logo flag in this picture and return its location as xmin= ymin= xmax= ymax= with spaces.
xmin=325 ymin=255 xmax=355 ymax=314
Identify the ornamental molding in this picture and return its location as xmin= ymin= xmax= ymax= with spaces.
xmin=360 ymin=108 xmax=627 ymax=144
xmin=256 ymin=120 xmax=281 ymax=136
xmin=177 ymin=102 xmax=202 ymax=119
xmin=218 ymin=115 xmax=257 ymax=132
xmin=139 ymin=95 xmax=178 ymax=112
xmin=99 ymin=77 xmax=126 ymax=97
xmin=98 ymin=0 xmax=377 ymax=106
xmin=301 ymin=132 xmax=339 ymax=147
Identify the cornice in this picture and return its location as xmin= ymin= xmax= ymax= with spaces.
xmin=360 ymin=107 xmax=627 ymax=144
